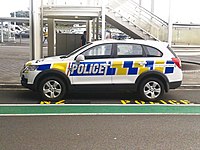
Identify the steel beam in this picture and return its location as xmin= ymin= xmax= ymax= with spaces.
xmin=0 ymin=17 xmax=29 ymax=22
xmin=0 ymin=21 xmax=3 ymax=43
xmin=48 ymin=18 xmax=55 ymax=56
xmin=101 ymin=0 xmax=106 ymax=40
xmin=168 ymin=0 xmax=172 ymax=47
xmin=30 ymin=0 xmax=42 ymax=60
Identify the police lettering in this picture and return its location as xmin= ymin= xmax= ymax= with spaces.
xmin=70 ymin=63 xmax=106 ymax=75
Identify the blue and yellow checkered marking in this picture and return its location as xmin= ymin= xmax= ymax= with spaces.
xmin=165 ymin=60 xmax=175 ymax=74
xmin=106 ymin=61 xmax=116 ymax=75
xmin=123 ymin=61 xmax=138 ymax=75
xmin=37 ymin=64 xmax=51 ymax=71
xmin=36 ymin=60 xmax=175 ymax=76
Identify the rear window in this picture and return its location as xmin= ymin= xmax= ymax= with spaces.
xmin=144 ymin=46 xmax=162 ymax=57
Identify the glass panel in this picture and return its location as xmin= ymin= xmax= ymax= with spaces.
xmin=82 ymin=44 xmax=112 ymax=58
xmin=145 ymin=46 xmax=162 ymax=57
xmin=117 ymin=44 xmax=143 ymax=56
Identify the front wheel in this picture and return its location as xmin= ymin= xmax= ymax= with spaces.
xmin=139 ymin=78 xmax=164 ymax=101
xmin=39 ymin=76 xmax=67 ymax=101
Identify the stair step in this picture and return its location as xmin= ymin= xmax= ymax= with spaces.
xmin=106 ymin=9 xmax=160 ymax=41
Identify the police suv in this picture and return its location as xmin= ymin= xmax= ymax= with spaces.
xmin=21 ymin=39 xmax=182 ymax=101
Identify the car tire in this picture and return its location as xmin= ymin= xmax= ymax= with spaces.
xmin=39 ymin=76 xmax=67 ymax=101
xmin=139 ymin=77 xmax=164 ymax=101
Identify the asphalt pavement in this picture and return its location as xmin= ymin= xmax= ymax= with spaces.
xmin=1 ymin=115 xmax=200 ymax=150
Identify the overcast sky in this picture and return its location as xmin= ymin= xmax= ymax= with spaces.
xmin=0 ymin=0 xmax=199 ymax=24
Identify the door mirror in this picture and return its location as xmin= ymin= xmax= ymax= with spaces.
xmin=76 ymin=54 xmax=85 ymax=62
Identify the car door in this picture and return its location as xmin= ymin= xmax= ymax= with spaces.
xmin=70 ymin=43 xmax=113 ymax=85
xmin=111 ymin=43 xmax=147 ymax=84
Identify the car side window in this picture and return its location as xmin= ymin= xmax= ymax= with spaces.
xmin=81 ymin=44 xmax=112 ymax=59
xmin=145 ymin=46 xmax=162 ymax=57
xmin=117 ymin=44 xmax=143 ymax=57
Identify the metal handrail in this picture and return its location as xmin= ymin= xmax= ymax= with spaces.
xmin=113 ymin=0 xmax=167 ymax=28
xmin=107 ymin=0 xmax=169 ymax=40
xmin=127 ymin=0 xmax=168 ymax=26
xmin=106 ymin=6 xmax=160 ymax=40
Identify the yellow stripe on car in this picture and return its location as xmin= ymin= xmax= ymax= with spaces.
xmin=51 ymin=63 xmax=68 ymax=73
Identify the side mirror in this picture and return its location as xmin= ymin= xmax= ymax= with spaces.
xmin=76 ymin=54 xmax=85 ymax=62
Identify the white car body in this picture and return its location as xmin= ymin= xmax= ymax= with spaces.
xmin=21 ymin=39 xmax=183 ymax=100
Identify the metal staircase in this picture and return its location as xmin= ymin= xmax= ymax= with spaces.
xmin=105 ymin=0 xmax=168 ymax=41
xmin=41 ymin=0 xmax=200 ymax=45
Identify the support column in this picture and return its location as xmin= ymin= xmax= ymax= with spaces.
xmin=101 ymin=0 xmax=106 ymax=40
xmin=168 ymin=0 xmax=172 ymax=47
xmin=89 ymin=20 xmax=92 ymax=42
xmin=151 ymin=0 xmax=154 ymax=13
xmin=30 ymin=0 xmax=42 ymax=60
xmin=13 ymin=12 xmax=16 ymax=42
xmin=96 ymin=17 xmax=99 ymax=40
xmin=48 ymin=18 xmax=55 ymax=56
xmin=86 ymin=20 xmax=92 ymax=42
xmin=92 ymin=19 xmax=95 ymax=41
xmin=86 ymin=20 xmax=89 ymax=43
xmin=139 ymin=0 xmax=142 ymax=6
xmin=8 ymin=22 xmax=11 ymax=41
xmin=138 ymin=0 xmax=142 ymax=20
xmin=40 ymin=0 xmax=44 ymax=58
xmin=1 ymin=21 xmax=3 ymax=43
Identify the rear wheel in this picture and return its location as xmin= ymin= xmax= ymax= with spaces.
xmin=139 ymin=77 xmax=164 ymax=101
xmin=39 ymin=76 xmax=67 ymax=101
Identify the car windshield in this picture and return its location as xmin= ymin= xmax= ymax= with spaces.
xmin=60 ymin=42 xmax=92 ymax=58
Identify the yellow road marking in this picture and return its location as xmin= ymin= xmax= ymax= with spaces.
xmin=55 ymin=100 xmax=65 ymax=104
xmin=135 ymin=100 xmax=145 ymax=104
xmin=121 ymin=100 xmax=130 ymax=104
xmin=40 ymin=101 xmax=51 ymax=104
xmin=180 ymin=100 xmax=190 ymax=104
xmin=160 ymin=100 xmax=167 ymax=104
xmin=149 ymin=101 xmax=160 ymax=104
xmin=120 ymin=99 xmax=192 ymax=105
xmin=168 ymin=100 xmax=180 ymax=105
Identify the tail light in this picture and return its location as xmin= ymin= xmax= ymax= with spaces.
xmin=172 ymin=58 xmax=181 ymax=69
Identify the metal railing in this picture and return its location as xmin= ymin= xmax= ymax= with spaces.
xmin=107 ymin=0 xmax=168 ymax=41
xmin=172 ymin=24 xmax=200 ymax=45
xmin=41 ymin=0 xmax=200 ymax=45
xmin=107 ymin=0 xmax=200 ymax=45
xmin=43 ymin=0 xmax=102 ymax=6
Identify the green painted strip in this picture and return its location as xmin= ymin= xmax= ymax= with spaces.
xmin=0 ymin=105 xmax=200 ymax=115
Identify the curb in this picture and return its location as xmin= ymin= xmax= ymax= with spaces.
xmin=178 ymin=85 xmax=200 ymax=89
xmin=182 ymin=61 xmax=200 ymax=65
xmin=0 ymin=84 xmax=23 ymax=89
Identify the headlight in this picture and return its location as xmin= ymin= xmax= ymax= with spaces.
xmin=24 ymin=65 xmax=38 ymax=72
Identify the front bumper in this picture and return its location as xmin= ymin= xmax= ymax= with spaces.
xmin=21 ymin=75 xmax=35 ymax=91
